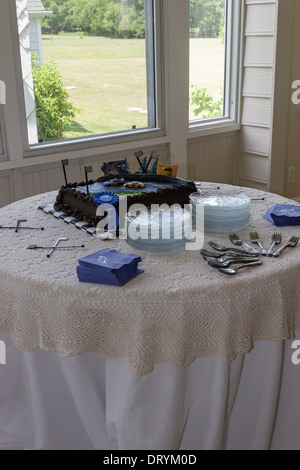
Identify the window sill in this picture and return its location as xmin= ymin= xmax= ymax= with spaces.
xmin=23 ymin=128 xmax=167 ymax=159
xmin=188 ymin=119 xmax=241 ymax=141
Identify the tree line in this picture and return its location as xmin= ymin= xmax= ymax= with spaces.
xmin=190 ymin=0 xmax=225 ymax=38
xmin=41 ymin=0 xmax=225 ymax=38
xmin=41 ymin=0 xmax=146 ymax=37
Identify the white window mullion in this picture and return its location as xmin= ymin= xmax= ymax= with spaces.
xmin=16 ymin=0 xmax=38 ymax=145
xmin=189 ymin=0 xmax=242 ymax=132
xmin=145 ymin=0 xmax=156 ymax=129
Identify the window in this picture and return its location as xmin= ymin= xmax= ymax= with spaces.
xmin=15 ymin=0 xmax=162 ymax=149
xmin=189 ymin=0 xmax=241 ymax=128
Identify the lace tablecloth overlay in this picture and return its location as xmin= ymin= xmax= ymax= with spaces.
xmin=0 ymin=185 xmax=300 ymax=375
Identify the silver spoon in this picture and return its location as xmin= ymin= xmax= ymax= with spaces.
xmin=207 ymin=257 xmax=260 ymax=268
xmin=200 ymin=249 xmax=252 ymax=258
xmin=219 ymin=260 xmax=262 ymax=275
xmin=208 ymin=241 xmax=257 ymax=256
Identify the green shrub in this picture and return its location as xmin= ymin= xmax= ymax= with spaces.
xmin=190 ymin=85 xmax=223 ymax=118
xmin=31 ymin=55 xmax=78 ymax=141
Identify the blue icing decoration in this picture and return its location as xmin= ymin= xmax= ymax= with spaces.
xmin=93 ymin=191 xmax=119 ymax=207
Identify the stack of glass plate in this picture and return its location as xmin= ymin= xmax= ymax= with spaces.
xmin=189 ymin=190 xmax=251 ymax=234
xmin=124 ymin=207 xmax=191 ymax=253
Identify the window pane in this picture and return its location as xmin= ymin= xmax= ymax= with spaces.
xmin=189 ymin=0 xmax=226 ymax=121
xmin=16 ymin=0 xmax=156 ymax=145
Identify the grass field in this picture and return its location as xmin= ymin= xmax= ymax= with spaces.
xmin=42 ymin=34 xmax=225 ymax=139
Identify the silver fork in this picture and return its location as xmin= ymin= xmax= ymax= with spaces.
xmin=229 ymin=233 xmax=259 ymax=255
xmin=267 ymin=232 xmax=282 ymax=257
xmin=250 ymin=231 xmax=267 ymax=256
xmin=272 ymin=236 xmax=299 ymax=257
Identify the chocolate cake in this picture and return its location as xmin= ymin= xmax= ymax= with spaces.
xmin=54 ymin=174 xmax=197 ymax=228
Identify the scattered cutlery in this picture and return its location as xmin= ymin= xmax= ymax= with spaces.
xmin=229 ymin=233 xmax=259 ymax=255
xmin=250 ymin=231 xmax=267 ymax=256
xmin=206 ymin=257 xmax=260 ymax=268
xmin=267 ymin=233 xmax=282 ymax=257
xmin=208 ymin=241 xmax=257 ymax=256
xmin=28 ymin=244 xmax=85 ymax=250
xmin=47 ymin=237 xmax=68 ymax=258
xmin=197 ymin=186 xmax=221 ymax=190
xmin=200 ymin=249 xmax=225 ymax=258
xmin=0 ymin=218 xmax=44 ymax=233
xmin=200 ymin=248 xmax=255 ymax=258
xmin=272 ymin=236 xmax=299 ymax=257
xmin=219 ymin=260 xmax=263 ymax=275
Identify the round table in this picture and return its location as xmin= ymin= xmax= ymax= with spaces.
xmin=0 ymin=184 xmax=299 ymax=374
xmin=0 ymin=183 xmax=300 ymax=450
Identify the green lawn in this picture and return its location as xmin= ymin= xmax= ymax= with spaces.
xmin=189 ymin=38 xmax=225 ymax=93
xmin=41 ymin=34 xmax=225 ymax=138
xmin=189 ymin=37 xmax=225 ymax=119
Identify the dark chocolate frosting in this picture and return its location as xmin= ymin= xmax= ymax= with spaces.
xmin=54 ymin=174 xmax=197 ymax=228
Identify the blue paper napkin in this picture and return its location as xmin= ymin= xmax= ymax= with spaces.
xmin=77 ymin=265 xmax=143 ymax=286
xmin=263 ymin=204 xmax=300 ymax=226
xmin=77 ymin=248 xmax=143 ymax=286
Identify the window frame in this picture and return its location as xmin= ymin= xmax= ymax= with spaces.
xmin=188 ymin=0 xmax=243 ymax=136
xmin=10 ymin=0 xmax=165 ymax=157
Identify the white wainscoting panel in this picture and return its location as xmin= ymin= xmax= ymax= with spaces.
xmin=239 ymin=126 xmax=270 ymax=156
xmin=0 ymin=171 xmax=14 ymax=208
xmin=187 ymin=132 xmax=238 ymax=184
xmin=238 ymin=152 xmax=269 ymax=183
xmin=0 ymin=145 xmax=169 ymax=207
xmin=237 ymin=178 xmax=268 ymax=192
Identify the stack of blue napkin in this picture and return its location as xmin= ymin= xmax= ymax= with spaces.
xmin=77 ymin=248 xmax=143 ymax=286
xmin=263 ymin=204 xmax=300 ymax=226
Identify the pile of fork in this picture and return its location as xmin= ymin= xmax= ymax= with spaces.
xmin=200 ymin=233 xmax=299 ymax=275
xmin=229 ymin=232 xmax=299 ymax=257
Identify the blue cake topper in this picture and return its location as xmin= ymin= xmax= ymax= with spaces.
xmin=93 ymin=191 xmax=119 ymax=207
xmin=93 ymin=192 xmax=120 ymax=232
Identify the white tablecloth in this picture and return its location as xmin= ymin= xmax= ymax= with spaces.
xmin=1 ymin=331 xmax=300 ymax=450
xmin=0 ymin=187 xmax=300 ymax=375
